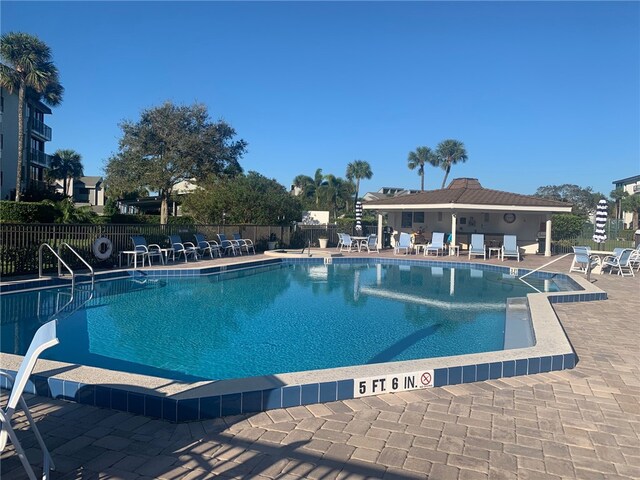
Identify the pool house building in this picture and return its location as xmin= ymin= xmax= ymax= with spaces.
xmin=363 ymin=178 xmax=573 ymax=256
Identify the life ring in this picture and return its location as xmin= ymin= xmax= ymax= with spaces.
xmin=93 ymin=237 xmax=113 ymax=261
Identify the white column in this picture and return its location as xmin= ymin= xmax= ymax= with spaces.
xmin=545 ymin=217 xmax=552 ymax=257
xmin=450 ymin=213 xmax=457 ymax=246
xmin=377 ymin=214 xmax=383 ymax=249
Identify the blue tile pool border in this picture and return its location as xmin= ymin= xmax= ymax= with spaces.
xmin=1 ymin=257 xmax=602 ymax=422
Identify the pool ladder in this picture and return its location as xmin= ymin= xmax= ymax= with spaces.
xmin=38 ymin=243 xmax=95 ymax=291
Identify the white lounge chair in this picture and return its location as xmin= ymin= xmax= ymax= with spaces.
xmin=362 ymin=234 xmax=380 ymax=253
xmin=128 ymin=235 xmax=164 ymax=267
xmin=569 ymin=246 xmax=601 ymax=274
xmin=194 ymin=233 xmax=222 ymax=259
xmin=501 ymin=235 xmax=520 ymax=262
xmin=394 ymin=232 xmax=412 ymax=255
xmin=468 ymin=234 xmax=486 ymax=260
xmin=336 ymin=233 xmax=345 ymax=251
xmin=233 ymin=233 xmax=256 ymax=254
xmin=602 ymin=248 xmax=635 ymax=277
xmin=340 ymin=233 xmax=357 ymax=252
xmin=1 ymin=320 xmax=58 ymax=480
xmin=425 ymin=232 xmax=445 ymax=256
xmin=169 ymin=234 xmax=199 ymax=262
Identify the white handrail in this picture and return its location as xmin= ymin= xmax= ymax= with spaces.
xmin=39 ymin=244 xmax=77 ymax=290
xmin=519 ymin=253 xmax=572 ymax=280
xmin=58 ymin=243 xmax=95 ymax=289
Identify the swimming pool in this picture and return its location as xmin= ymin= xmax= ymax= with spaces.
xmin=0 ymin=258 xmax=600 ymax=421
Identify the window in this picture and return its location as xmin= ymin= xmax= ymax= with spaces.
xmin=401 ymin=212 xmax=413 ymax=228
xmin=437 ymin=212 xmax=443 ymax=222
xmin=413 ymin=212 xmax=424 ymax=223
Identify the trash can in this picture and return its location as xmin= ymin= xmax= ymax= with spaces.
xmin=383 ymin=226 xmax=394 ymax=249
xmin=537 ymin=234 xmax=546 ymax=254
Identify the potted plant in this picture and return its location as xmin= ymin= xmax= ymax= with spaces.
xmin=267 ymin=233 xmax=278 ymax=250
xmin=318 ymin=234 xmax=328 ymax=249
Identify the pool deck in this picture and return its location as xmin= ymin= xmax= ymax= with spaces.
xmin=2 ymin=251 xmax=639 ymax=479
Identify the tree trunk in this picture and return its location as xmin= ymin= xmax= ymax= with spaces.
xmin=441 ymin=166 xmax=451 ymax=189
xmin=160 ymin=194 xmax=169 ymax=225
xmin=421 ymin=172 xmax=424 ymax=191
xmin=15 ymin=82 xmax=26 ymax=201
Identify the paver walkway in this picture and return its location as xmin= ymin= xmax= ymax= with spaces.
xmin=2 ymin=257 xmax=639 ymax=479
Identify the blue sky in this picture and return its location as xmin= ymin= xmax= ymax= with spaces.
xmin=3 ymin=1 xmax=639 ymax=197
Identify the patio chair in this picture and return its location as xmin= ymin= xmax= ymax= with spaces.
xmin=501 ymin=235 xmax=520 ymax=262
xmin=217 ymin=233 xmax=242 ymax=256
xmin=362 ymin=234 xmax=380 ymax=253
xmin=425 ymin=232 xmax=445 ymax=256
xmin=601 ymin=248 xmax=635 ymax=277
xmin=336 ymin=233 xmax=345 ymax=251
xmin=630 ymin=245 xmax=640 ymax=272
xmin=569 ymin=246 xmax=600 ymax=274
xmin=1 ymin=320 xmax=58 ymax=480
xmin=194 ymin=233 xmax=222 ymax=259
xmin=394 ymin=232 xmax=412 ymax=255
xmin=168 ymin=234 xmax=199 ymax=262
xmin=340 ymin=233 xmax=357 ymax=252
xmin=129 ymin=235 xmax=164 ymax=267
xmin=468 ymin=234 xmax=486 ymax=260
xmin=233 ymin=233 xmax=256 ymax=254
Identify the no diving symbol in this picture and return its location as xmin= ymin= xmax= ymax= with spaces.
xmin=421 ymin=372 xmax=432 ymax=386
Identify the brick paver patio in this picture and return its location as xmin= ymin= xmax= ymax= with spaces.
xmin=2 ymin=253 xmax=639 ymax=479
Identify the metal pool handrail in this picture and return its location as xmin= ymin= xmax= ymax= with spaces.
xmin=517 ymin=253 xmax=572 ymax=291
xmin=38 ymin=243 xmax=95 ymax=291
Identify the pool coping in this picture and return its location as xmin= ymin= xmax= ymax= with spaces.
xmin=1 ymin=258 xmax=606 ymax=422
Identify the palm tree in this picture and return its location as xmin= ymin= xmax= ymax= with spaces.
xmin=47 ymin=149 xmax=84 ymax=196
xmin=0 ymin=32 xmax=64 ymax=201
xmin=313 ymin=168 xmax=327 ymax=207
xmin=435 ymin=139 xmax=468 ymax=189
xmin=407 ymin=146 xmax=438 ymax=191
xmin=345 ymin=160 xmax=373 ymax=206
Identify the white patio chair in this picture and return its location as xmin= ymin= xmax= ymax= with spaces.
xmin=128 ymin=235 xmax=164 ymax=267
xmin=362 ymin=234 xmax=380 ymax=253
xmin=340 ymin=233 xmax=357 ymax=252
xmin=570 ymin=246 xmax=601 ymax=274
xmin=233 ymin=233 xmax=256 ymax=254
xmin=217 ymin=233 xmax=242 ymax=256
xmin=468 ymin=234 xmax=486 ymax=260
xmin=194 ymin=233 xmax=222 ymax=259
xmin=425 ymin=232 xmax=445 ymax=256
xmin=501 ymin=235 xmax=520 ymax=262
xmin=602 ymin=248 xmax=635 ymax=277
xmin=168 ymin=234 xmax=199 ymax=262
xmin=1 ymin=320 xmax=58 ymax=480
xmin=394 ymin=232 xmax=412 ymax=255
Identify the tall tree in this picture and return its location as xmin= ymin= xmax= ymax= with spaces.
xmin=345 ymin=160 xmax=373 ymax=206
xmin=0 ymin=32 xmax=64 ymax=201
xmin=47 ymin=149 xmax=83 ymax=196
xmin=407 ymin=146 xmax=438 ymax=191
xmin=104 ymin=101 xmax=247 ymax=224
xmin=535 ymin=184 xmax=603 ymax=216
xmin=610 ymin=187 xmax=627 ymax=220
xmin=621 ymin=194 xmax=640 ymax=230
xmin=292 ymin=174 xmax=315 ymax=204
xmin=313 ymin=168 xmax=327 ymax=207
xmin=435 ymin=139 xmax=468 ymax=189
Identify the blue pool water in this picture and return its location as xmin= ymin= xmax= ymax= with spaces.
xmin=1 ymin=263 xmax=563 ymax=381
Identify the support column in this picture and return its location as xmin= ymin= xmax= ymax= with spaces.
xmin=377 ymin=213 xmax=383 ymax=249
xmin=545 ymin=216 xmax=552 ymax=257
xmin=450 ymin=213 xmax=457 ymax=247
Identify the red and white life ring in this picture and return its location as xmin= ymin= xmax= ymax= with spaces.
xmin=92 ymin=237 xmax=113 ymax=261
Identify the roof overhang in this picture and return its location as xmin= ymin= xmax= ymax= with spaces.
xmin=362 ymin=203 xmax=573 ymax=214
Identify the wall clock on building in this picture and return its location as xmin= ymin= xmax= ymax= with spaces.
xmin=503 ymin=213 xmax=516 ymax=224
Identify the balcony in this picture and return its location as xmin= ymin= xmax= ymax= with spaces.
xmin=30 ymin=148 xmax=52 ymax=168
xmin=30 ymin=117 xmax=52 ymax=141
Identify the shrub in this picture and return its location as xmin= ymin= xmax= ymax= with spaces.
xmin=0 ymin=201 xmax=57 ymax=223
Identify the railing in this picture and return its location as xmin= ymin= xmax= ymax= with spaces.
xmin=30 ymin=117 xmax=52 ymax=141
xmin=30 ymin=148 xmax=52 ymax=167
xmin=38 ymin=242 xmax=94 ymax=290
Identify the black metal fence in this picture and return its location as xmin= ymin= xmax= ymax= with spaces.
xmin=0 ymin=223 xmax=380 ymax=277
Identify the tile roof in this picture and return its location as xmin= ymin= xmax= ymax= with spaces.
xmin=363 ymin=178 xmax=572 ymax=209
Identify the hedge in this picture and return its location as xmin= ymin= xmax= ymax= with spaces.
xmin=0 ymin=201 xmax=57 ymax=224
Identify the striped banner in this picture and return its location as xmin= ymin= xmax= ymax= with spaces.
xmin=592 ymin=198 xmax=608 ymax=243
xmin=355 ymin=201 xmax=363 ymax=232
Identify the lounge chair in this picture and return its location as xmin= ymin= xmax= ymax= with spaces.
xmin=425 ymin=232 xmax=445 ymax=256
xmin=501 ymin=235 xmax=520 ymax=262
xmin=468 ymin=234 xmax=486 ymax=260
xmin=336 ymin=233 xmax=345 ymax=251
xmin=340 ymin=233 xmax=357 ymax=252
xmin=630 ymin=245 xmax=640 ymax=272
xmin=602 ymin=248 xmax=635 ymax=277
xmin=1 ymin=320 xmax=58 ymax=480
xmin=169 ymin=234 xmax=199 ymax=262
xmin=394 ymin=232 xmax=412 ymax=255
xmin=128 ymin=235 xmax=164 ymax=267
xmin=233 ymin=233 xmax=256 ymax=254
xmin=194 ymin=233 xmax=222 ymax=259
xmin=569 ymin=246 xmax=600 ymax=274
xmin=362 ymin=234 xmax=380 ymax=253
xmin=217 ymin=233 xmax=242 ymax=256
